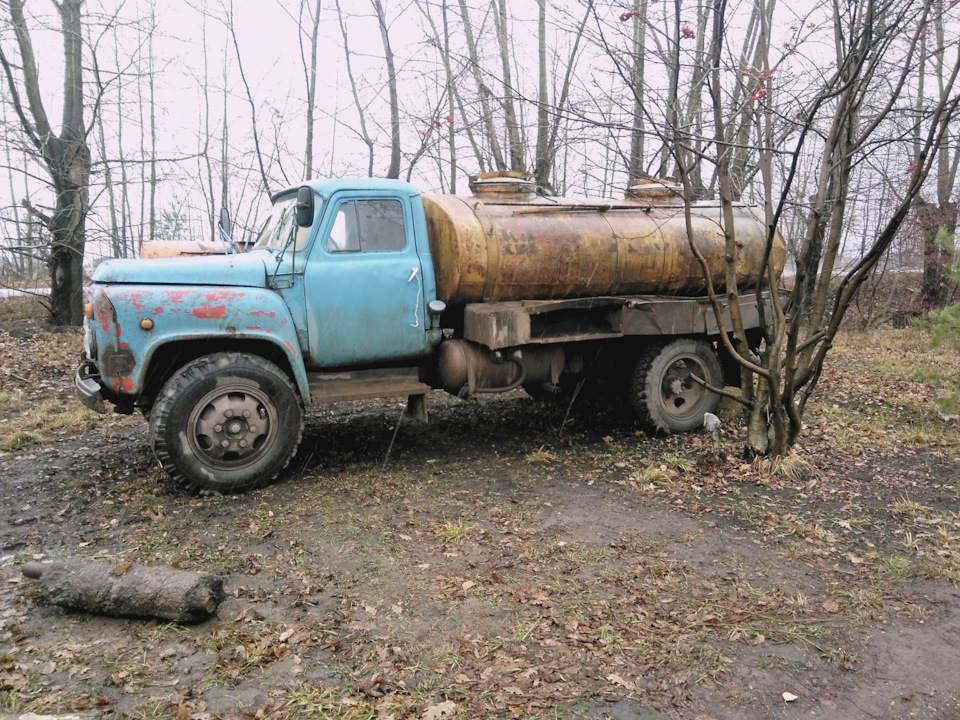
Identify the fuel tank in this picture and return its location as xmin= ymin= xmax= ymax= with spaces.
xmin=421 ymin=173 xmax=785 ymax=306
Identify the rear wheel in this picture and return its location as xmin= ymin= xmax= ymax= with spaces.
xmin=149 ymin=352 xmax=304 ymax=494
xmin=630 ymin=339 xmax=722 ymax=434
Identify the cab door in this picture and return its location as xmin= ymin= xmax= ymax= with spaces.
xmin=303 ymin=194 xmax=430 ymax=367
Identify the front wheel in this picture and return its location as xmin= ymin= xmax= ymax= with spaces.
xmin=149 ymin=352 xmax=304 ymax=494
xmin=630 ymin=339 xmax=722 ymax=434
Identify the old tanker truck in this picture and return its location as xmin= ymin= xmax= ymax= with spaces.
xmin=75 ymin=173 xmax=786 ymax=494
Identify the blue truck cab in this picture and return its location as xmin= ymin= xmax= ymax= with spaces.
xmin=77 ymin=179 xmax=447 ymax=493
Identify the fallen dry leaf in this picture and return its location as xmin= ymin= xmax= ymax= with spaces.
xmin=421 ymin=700 xmax=456 ymax=719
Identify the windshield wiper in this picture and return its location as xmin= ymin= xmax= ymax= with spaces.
xmin=269 ymin=223 xmax=298 ymax=285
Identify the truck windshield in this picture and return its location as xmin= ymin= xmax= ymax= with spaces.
xmin=255 ymin=193 xmax=320 ymax=253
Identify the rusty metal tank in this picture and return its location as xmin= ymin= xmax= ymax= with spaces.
xmin=421 ymin=173 xmax=785 ymax=306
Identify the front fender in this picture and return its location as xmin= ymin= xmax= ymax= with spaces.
xmin=91 ymin=284 xmax=309 ymax=400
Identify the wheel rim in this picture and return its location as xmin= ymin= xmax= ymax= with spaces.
xmin=657 ymin=354 xmax=712 ymax=422
xmin=187 ymin=383 xmax=279 ymax=472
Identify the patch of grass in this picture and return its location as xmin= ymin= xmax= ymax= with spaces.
xmin=794 ymin=522 xmax=839 ymax=544
xmin=325 ymin=514 xmax=388 ymax=551
xmin=909 ymin=367 xmax=944 ymax=385
xmin=937 ymin=393 xmax=960 ymax=416
xmin=819 ymin=646 xmax=859 ymax=668
xmin=916 ymin=555 xmax=960 ymax=583
xmin=754 ymin=452 xmax=820 ymax=483
xmin=523 ymin=445 xmax=558 ymax=464
xmin=0 ymin=398 xmax=101 ymax=450
xmin=282 ymin=684 xmax=375 ymax=719
xmin=899 ymin=530 xmax=920 ymax=552
xmin=553 ymin=542 xmax=618 ymax=566
xmin=661 ymin=453 xmax=691 ymax=472
xmin=882 ymin=554 xmax=915 ymax=577
xmin=0 ymin=429 xmax=41 ymax=451
xmin=631 ymin=463 xmax=677 ymax=486
xmin=892 ymin=422 xmax=960 ymax=447
xmin=836 ymin=514 xmax=872 ymax=531
xmin=834 ymin=587 xmax=886 ymax=611
xmin=890 ymin=495 xmax=932 ymax=516
xmin=785 ymin=591 xmax=812 ymax=617
xmin=35 ymin=400 xmax=98 ymax=432
xmin=0 ymin=390 xmax=26 ymax=412
xmin=434 ymin=518 xmax=478 ymax=544
xmin=104 ymin=657 xmax=152 ymax=689
xmin=0 ymin=294 xmax=48 ymax=321
xmin=0 ymin=689 xmax=24 ymax=714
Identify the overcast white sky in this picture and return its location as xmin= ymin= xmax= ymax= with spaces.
xmin=1 ymin=0 xmax=912 ymax=262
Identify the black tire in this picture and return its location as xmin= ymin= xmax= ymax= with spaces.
xmin=149 ymin=352 xmax=304 ymax=494
xmin=630 ymin=339 xmax=722 ymax=434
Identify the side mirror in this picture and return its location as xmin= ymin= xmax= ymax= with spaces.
xmin=218 ymin=207 xmax=231 ymax=236
xmin=295 ymin=186 xmax=315 ymax=227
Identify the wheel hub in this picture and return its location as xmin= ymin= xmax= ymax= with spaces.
xmin=661 ymin=357 xmax=707 ymax=418
xmin=189 ymin=386 xmax=277 ymax=469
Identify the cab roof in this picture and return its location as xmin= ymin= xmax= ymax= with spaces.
xmin=272 ymin=177 xmax=421 ymax=202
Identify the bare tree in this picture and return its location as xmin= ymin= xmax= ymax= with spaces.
xmin=1 ymin=0 xmax=91 ymax=325
xmin=743 ymin=0 xmax=960 ymax=455
xmin=492 ymin=0 xmax=524 ymax=171
xmin=225 ymin=0 xmax=272 ymax=196
xmin=625 ymin=0 xmax=648 ymax=181
xmin=335 ymin=0 xmax=376 ymax=177
xmin=914 ymin=0 xmax=960 ymax=308
xmin=414 ymin=0 xmax=461 ymax=192
xmin=371 ymin=0 xmax=401 ymax=179
xmin=589 ymin=0 xmax=960 ymax=457
xmin=457 ymin=0 xmax=506 ymax=170
xmin=300 ymin=0 xmax=322 ymax=180
xmin=533 ymin=0 xmax=590 ymax=191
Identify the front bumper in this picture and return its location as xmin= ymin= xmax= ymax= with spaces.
xmin=75 ymin=357 xmax=106 ymax=413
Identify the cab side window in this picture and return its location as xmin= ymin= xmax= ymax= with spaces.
xmin=327 ymin=199 xmax=405 ymax=253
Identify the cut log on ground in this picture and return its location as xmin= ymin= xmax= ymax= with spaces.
xmin=22 ymin=558 xmax=225 ymax=623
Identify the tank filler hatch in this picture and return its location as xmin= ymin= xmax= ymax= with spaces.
xmin=468 ymin=171 xmax=539 ymax=202
xmin=624 ymin=178 xmax=683 ymax=203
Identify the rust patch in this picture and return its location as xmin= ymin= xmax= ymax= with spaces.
xmin=192 ymin=305 xmax=227 ymax=320
xmin=164 ymin=290 xmax=191 ymax=303
xmin=110 ymin=375 xmax=135 ymax=393
xmin=203 ymin=289 xmax=242 ymax=302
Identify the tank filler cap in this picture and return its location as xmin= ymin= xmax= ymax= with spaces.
xmin=625 ymin=178 xmax=682 ymax=203
xmin=468 ymin=171 xmax=538 ymax=200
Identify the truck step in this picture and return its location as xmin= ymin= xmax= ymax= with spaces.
xmin=308 ymin=368 xmax=432 ymax=404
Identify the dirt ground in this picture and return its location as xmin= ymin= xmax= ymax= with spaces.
xmin=1 ymin=296 xmax=959 ymax=720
